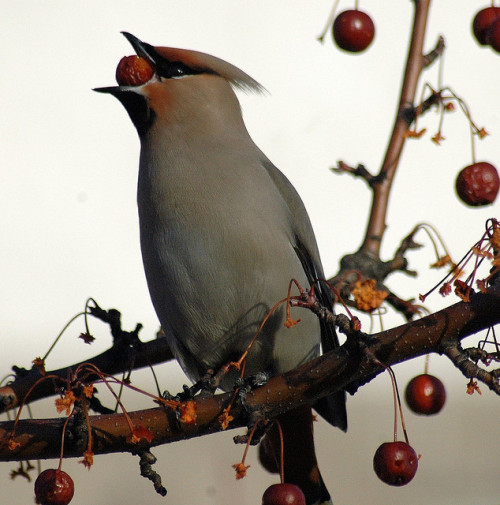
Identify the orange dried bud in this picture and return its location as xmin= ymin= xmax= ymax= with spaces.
xmin=431 ymin=131 xmax=445 ymax=144
xmin=405 ymin=128 xmax=427 ymax=138
xmin=466 ymin=379 xmax=482 ymax=395
xmin=430 ymin=254 xmax=453 ymax=269
xmin=79 ymin=450 xmax=94 ymax=469
xmin=179 ymin=400 xmax=197 ymax=424
xmin=233 ymin=462 xmax=250 ymax=480
xmin=55 ymin=390 xmax=76 ymax=415
xmin=116 ymin=55 xmax=155 ymax=86
xmin=82 ymin=384 xmax=94 ymax=399
xmin=284 ymin=317 xmax=301 ymax=328
xmin=352 ymin=279 xmax=388 ymax=311
xmin=219 ymin=408 xmax=234 ymax=430
xmin=477 ymin=127 xmax=489 ymax=138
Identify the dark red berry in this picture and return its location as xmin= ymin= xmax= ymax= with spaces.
xmin=405 ymin=374 xmax=446 ymax=415
xmin=34 ymin=469 xmax=74 ymax=505
xmin=373 ymin=441 xmax=418 ymax=486
xmin=456 ymin=162 xmax=499 ymax=206
xmin=115 ymin=55 xmax=155 ymax=86
xmin=486 ymin=18 xmax=500 ymax=52
xmin=262 ymin=483 xmax=306 ymax=505
xmin=332 ymin=10 xmax=375 ymax=53
xmin=472 ymin=7 xmax=500 ymax=45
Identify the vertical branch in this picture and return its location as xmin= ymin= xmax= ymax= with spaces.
xmin=360 ymin=0 xmax=432 ymax=257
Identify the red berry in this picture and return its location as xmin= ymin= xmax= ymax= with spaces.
xmin=472 ymin=7 xmax=500 ymax=45
xmin=486 ymin=18 xmax=500 ymax=52
xmin=455 ymin=162 xmax=499 ymax=206
xmin=373 ymin=442 xmax=418 ymax=486
xmin=34 ymin=469 xmax=74 ymax=505
xmin=332 ymin=10 xmax=375 ymax=53
xmin=115 ymin=55 xmax=155 ymax=86
xmin=405 ymin=374 xmax=446 ymax=415
xmin=262 ymin=483 xmax=306 ymax=505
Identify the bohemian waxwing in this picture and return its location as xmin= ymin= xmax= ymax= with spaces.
xmin=96 ymin=32 xmax=346 ymax=505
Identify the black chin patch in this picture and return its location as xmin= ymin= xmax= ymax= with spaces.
xmin=113 ymin=89 xmax=155 ymax=137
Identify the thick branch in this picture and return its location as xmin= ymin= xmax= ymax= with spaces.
xmin=0 ymin=337 xmax=174 ymax=413
xmin=1 ymin=285 xmax=498 ymax=462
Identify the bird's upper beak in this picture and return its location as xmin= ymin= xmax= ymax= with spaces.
xmin=120 ymin=31 xmax=160 ymax=68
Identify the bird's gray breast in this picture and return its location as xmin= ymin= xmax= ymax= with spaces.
xmin=137 ymin=147 xmax=320 ymax=387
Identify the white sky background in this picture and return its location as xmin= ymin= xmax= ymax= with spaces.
xmin=1 ymin=1 xmax=499 ymax=504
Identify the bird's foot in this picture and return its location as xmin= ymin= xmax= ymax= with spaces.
xmin=162 ymin=369 xmax=219 ymax=401
xmin=234 ymin=371 xmax=270 ymax=409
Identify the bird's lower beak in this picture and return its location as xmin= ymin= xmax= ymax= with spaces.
xmin=93 ymin=86 xmax=122 ymax=95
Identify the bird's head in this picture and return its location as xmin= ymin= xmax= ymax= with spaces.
xmin=95 ymin=32 xmax=264 ymax=137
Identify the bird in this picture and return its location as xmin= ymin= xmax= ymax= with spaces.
xmin=96 ymin=32 xmax=346 ymax=505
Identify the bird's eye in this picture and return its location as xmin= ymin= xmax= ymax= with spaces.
xmin=168 ymin=62 xmax=188 ymax=77
xmin=157 ymin=60 xmax=199 ymax=80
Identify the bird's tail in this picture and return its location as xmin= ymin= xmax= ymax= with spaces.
xmin=261 ymin=405 xmax=333 ymax=505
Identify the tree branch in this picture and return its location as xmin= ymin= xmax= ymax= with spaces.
xmin=0 ymin=335 xmax=174 ymax=414
xmin=1 ymin=284 xmax=498 ymax=462
xmin=360 ymin=0 xmax=432 ymax=256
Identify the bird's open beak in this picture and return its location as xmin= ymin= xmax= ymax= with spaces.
xmin=94 ymin=32 xmax=157 ymax=95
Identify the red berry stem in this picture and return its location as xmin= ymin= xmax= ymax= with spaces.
xmin=81 ymin=396 xmax=93 ymax=465
xmin=387 ymin=365 xmax=398 ymax=442
xmin=424 ymin=354 xmax=430 ymax=375
xmin=375 ymin=359 xmax=410 ymax=445
xmin=317 ymin=0 xmax=341 ymax=42
xmin=275 ymin=420 xmax=285 ymax=485
xmin=58 ymin=409 xmax=75 ymax=470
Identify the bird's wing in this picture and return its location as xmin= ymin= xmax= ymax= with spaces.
xmin=262 ymin=159 xmax=347 ymax=431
